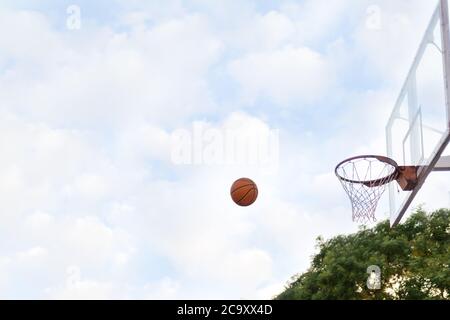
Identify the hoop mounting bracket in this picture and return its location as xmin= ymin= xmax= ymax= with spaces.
xmin=396 ymin=166 xmax=419 ymax=191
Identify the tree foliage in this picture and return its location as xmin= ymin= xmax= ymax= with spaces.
xmin=276 ymin=208 xmax=450 ymax=300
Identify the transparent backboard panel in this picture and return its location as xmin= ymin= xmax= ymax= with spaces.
xmin=386 ymin=0 xmax=450 ymax=226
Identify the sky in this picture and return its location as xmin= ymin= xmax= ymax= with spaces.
xmin=0 ymin=0 xmax=449 ymax=299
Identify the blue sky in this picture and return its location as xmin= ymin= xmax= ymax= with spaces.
xmin=0 ymin=0 xmax=449 ymax=299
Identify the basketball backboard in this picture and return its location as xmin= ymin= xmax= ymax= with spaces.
xmin=386 ymin=0 xmax=450 ymax=227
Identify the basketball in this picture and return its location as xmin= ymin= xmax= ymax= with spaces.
xmin=230 ymin=178 xmax=258 ymax=206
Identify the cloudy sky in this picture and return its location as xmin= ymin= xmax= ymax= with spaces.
xmin=1 ymin=0 xmax=449 ymax=299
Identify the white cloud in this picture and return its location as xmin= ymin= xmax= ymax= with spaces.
xmin=0 ymin=9 xmax=62 ymax=65
xmin=48 ymin=271 xmax=116 ymax=300
xmin=116 ymin=124 xmax=172 ymax=165
xmin=254 ymin=281 xmax=286 ymax=300
xmin=143 ymin=277 xmax=181 ymax=300
xmin=0 ymin=257 xmax=12 ymax=296
xmin=71 ymin=174 xmax=110 ymax=199
xmin=16 ymin=247 xmax=48 ymax=261
xmin=0 ymin=11 xmax=223 ymax=128
xmin=353 ymin=0 xmax=437 ymax=83
xmin=280 ymin=0 xmax=354 ymax=45
xmin=227 ymin=10 xmax=295 ymax=51
xmin=229 ymin=46 xmax=334 ymax=106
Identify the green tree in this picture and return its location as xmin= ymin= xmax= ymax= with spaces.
xmin=276 ymin=208 xmax=450 ymax=300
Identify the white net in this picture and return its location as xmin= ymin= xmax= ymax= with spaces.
xmin=336 ymin=156 xmax=398 ymax=224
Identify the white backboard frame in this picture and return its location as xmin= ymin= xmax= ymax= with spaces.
xmin=386 ymin=0 xmax=450 ymax=227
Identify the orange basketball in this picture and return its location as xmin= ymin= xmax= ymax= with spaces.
xmin=230 ymin=178 xmax=258 ymax=206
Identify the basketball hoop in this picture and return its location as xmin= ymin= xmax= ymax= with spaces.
xmin=335 ymin=155 xmax=399 ymax=224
